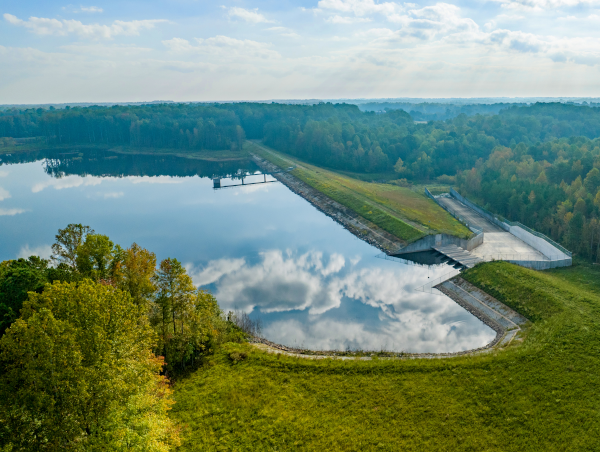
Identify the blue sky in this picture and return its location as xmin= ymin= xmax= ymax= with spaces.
xmin=1 ymin=0 xmax=599 ymax=103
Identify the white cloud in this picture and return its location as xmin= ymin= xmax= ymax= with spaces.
xmin=188 ymin=250 xmax=457 ymax=316
xmin=60 ymin=43 xmax=153 ymax=57
xmin=475 ymin=29 xmax=600 ymax=65
xmin=32 ymin=175 xmax=103 ymax=193
xmin=80 ymin=6 xmax=103 ymax=13
xmin=232 ymin=183 xmax=272 ymax=194
xmin=161 ymin=37 xmax=195 ymax=53
xmin=188 ymin=257 xmax=246 ymax=286
xmin=0 ymin=187 xmax=10 ymax=201
xmin=266 ymin=27 xmax=300 ymax=38
xmin=0 ymin=208 xmax=27 ymax=216
xmin=491 ymin=0 xmax=600 ymax=10
xmin=496 ymin=13 xmax=526 ymax=20
xmin=386 ymin=3 xmax=479 ymax=40
xmin=355 ymin=28 xmax=395 ymax=38
xmin=317 ymin=0 xmax=400 ymax=16
xmin=4 ymin=14 xmax=64 ymax=36
xmin=18 ymin=244 xmax=53 ymax=260
xmin=342 ymin=4 xmax=600 ymax=67
xmin=0 ymin=171 xmax=8 ymax=177
xmin=4 ymin=13 xmax=166 ymax=39
xmin=263 ymin=317 xmax=494 ymax=353
xmin=188 ymin=250 xmax=346 ymax=314
xmin=326 ymin=15 xmax=372 ymax=23
xmin=321 ymin=253 xmax=346 ymax=276
xmin=103 ymin=191 xmax=124 ymax=198
xmin=127 ymin=176 xmax=183 ymax=184
xmin=163 ymin=36 xmax=280 ymax=60
xmin=227 ymin=7 xmax=273 ymax=24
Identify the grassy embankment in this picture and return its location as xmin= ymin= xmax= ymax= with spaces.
xmin=0 ymin=143 xmax=248 ymax=161
xmin=172 ymin=260 xmax=600 ymax=450
xmin=246 ymin=141 xmax=470 ymax=243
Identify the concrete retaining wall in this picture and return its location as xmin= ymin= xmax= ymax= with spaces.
xmin=508 ymin=226 xmax=569 ymax=260
xmin=395 ymin=231 xmax=484 ymax=255
xmin=424 ymin=187 xmax=436 ymax=201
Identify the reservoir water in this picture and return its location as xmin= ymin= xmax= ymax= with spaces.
xmin=0 ymin=150 xmax=496 ymax=353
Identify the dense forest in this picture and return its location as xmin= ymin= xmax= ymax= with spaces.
xmin=3 ymin=102 xmax=600 ymax=178
xmin=456 ymin=137 xmax=600 ymax=261
xmin=2 ymin=102 xmax=600 ymax=260
xmin=0 ymin=104 xmax=245 ymax=151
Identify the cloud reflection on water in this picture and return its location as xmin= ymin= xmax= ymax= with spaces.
xmin=189 ymin=250 xmax=496 ymax=353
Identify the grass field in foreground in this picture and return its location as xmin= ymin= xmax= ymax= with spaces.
xmin=246 ymin=141 xmax=470 ymax=242
xmin=172 ymin=261 xmax=600 ymax=451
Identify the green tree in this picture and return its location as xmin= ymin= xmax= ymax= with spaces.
xmin=51 ymin=224 xmax=94 ymax=267
xmin=113 ymin=243 xmax=157 ymax=313
xmin=574 ymin=198 xmax=587 ymax=216
xmin=152 ymin=258 xmax=221 ymax=375
xmin=0 ymin=258 xmax=48 ymax=337
xmin=584 ymin=167 xmax=600 ymax=193
xmin=0 ymin=280 xmax=179 ymax=451
xmin=394 ymin=157 xmax=406 ymax=174
xmin=75 ymin=234 xmax=115 ymax=281
xmin=568 ymin=212 xmax=585 ymax=252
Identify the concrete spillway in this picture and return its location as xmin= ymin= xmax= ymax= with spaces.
xmin=433 ymin=244 xmax=483 ymax=268
xmin=396 ymin=189 xmax=572 ymax=270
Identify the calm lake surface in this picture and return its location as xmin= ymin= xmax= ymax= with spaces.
xmin=0 ymin=150 xmax=495 ymax=353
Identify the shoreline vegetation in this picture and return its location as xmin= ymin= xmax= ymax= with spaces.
xmin=0 ymin=142 xmax=249 ymax=161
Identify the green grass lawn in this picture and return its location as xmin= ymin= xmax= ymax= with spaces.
xmin=171 ymin=260 xmax=600 ymax=451
xmin=246 ymin=141 xmax=470 ymax=242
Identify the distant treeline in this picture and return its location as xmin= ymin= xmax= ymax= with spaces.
xmin=3 ymin=102 xmax=600 ymax=179
xmin=0 ymin=148 xmax=258 ymax=179
xmin=357 ymin=102 xmax=520 ymax=120
xmin=0 ymin=104 xmax=245 ymax=151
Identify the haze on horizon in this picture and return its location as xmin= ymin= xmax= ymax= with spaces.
xmin=1 ymin=0 xmax=599 ymax=104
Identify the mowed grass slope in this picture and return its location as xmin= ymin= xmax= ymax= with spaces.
xmin=172 ymin=261 xmax=600 ymax=451
xmin=246 ymin=141 xmax=470 ymax=241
